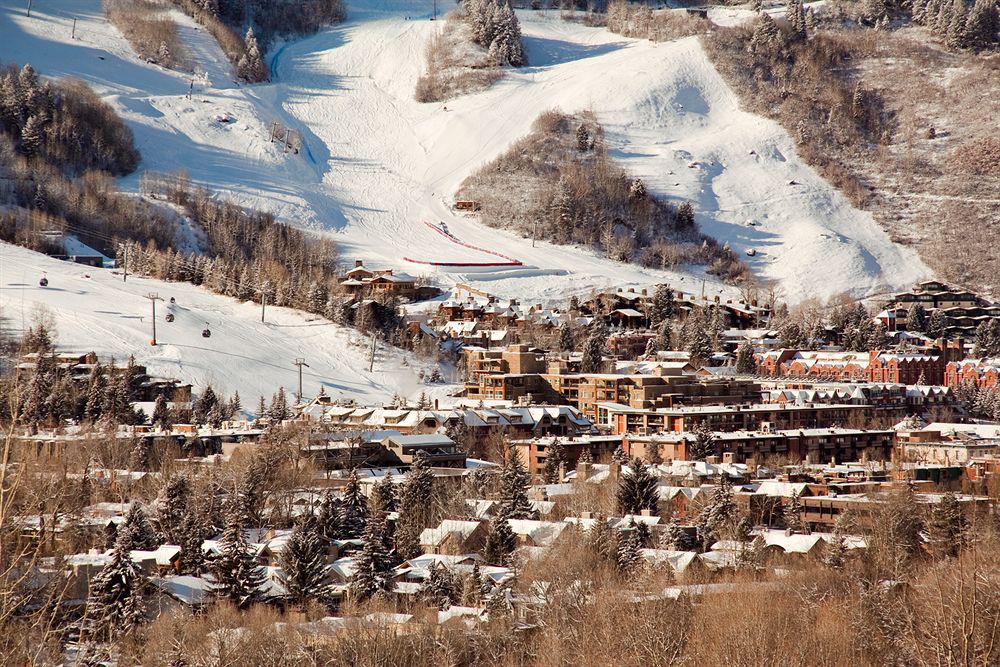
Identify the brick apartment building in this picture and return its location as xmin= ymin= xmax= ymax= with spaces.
xmin=464 ymin=345 xmax=761 ymax=421
xmin=597 ymin=401 xmax=873 ymax=436
xmin=509 ymin=434 xmax=625 ymax=479
xmin=945 ymin=358 xmax=1000 ymax=388
xmin=625 ymin=427 xmax=895 ymax=465
xmin=758 ymin=346 xmax=950 ymax=385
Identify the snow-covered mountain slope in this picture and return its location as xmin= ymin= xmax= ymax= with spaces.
xmin=0 ymin=0 xmax=930 ymax=306
xmin=2 ymin=243 xmax=438 ymax=402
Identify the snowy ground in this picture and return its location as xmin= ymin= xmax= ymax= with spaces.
xmin=2 ymin=243 xmax=444 ymax=402
xmin=0 ymin=0 xmax=930 ymax=306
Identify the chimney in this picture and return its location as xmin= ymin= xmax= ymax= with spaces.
xmin=581 ymin=511 xmax=594 ymax=520
xmin=576 ymin=461 xmax=592 ymax=481
xmin=434 ymin=398 xmax=439 ymax=409
xmin=639 ymin=509 xmax=654 ymax=517
xmin=354 ymin=259 xmax=363 ymax=268
xmin=706 ymin=455 xmax=720 ymax=464
xmin=609 ymin=460 xmax=621 ymax=483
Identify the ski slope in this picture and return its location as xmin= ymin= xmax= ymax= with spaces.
xmin=1 ymin=243 xmax=438 ymax=402
xmin=0 ymin=0 xmax=930 ymax=307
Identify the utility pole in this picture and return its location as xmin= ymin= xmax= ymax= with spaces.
xmin=368 ymin=334 xmax=376 ymax=372
xmin=269 ymin=120 xmax=277 ymax=142
xmin=282 ymin=127 xmax=290 ymax=153
xmin=432 ymin=0 xmax=437 ymax=20
xmin=187 ymin=79 xmax=193 ymax=99
xmin=146 ymin=293 xmax=162 ymax=345
xmin=259 ymin=281 xmax=269 ymax=323
xmin=293 ymin=357 xmax=309 ymax=403
xmin=72 ymin=18 xmax=77 ymax=39
xmin=122 ymin=244 xmax=128 ymax=283
xmin=26 ymin=0 xmax=32 ymax=17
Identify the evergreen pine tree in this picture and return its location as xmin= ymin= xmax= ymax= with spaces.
xmin=416 ymin=391 xmax=430 ymax=409
xmin=157 ymin=40 xmax=171 ymax=65
xmin=420 ymin=562 xmax=458 ymax=610
xmin=650 ymin=285 xmax=676 ymax=327
xmin=965 ymin=0 xmax=999 ymax=50
xmin=103 ymin=522 xmax=118 ymax=551
xmin=496 ymin=452 xmax=536 ymax=519
xmin=394 ymin=452 xmax=435 ymax=560
xmin=786 ymin=0 xmax=808 ymax=40
xmin=615 ymin=520 xmax=642 ymax=573
xmin=580 ymin=328 xmax=607 ymax=373
xmin=660 ymin=519 xmax=690 ymax=551
xmin=927 ymin=310 xmax=947 ymax=340
xmin=268 ymin=387 xmax=291 ymax=421
xmin=341 ymin=469 xmax=370 ymax=539
xmin=946 ymin=0 xmax=970 ymax=49
xmin=558 ymin=323 xmax=575 ymax=352
xmin=177 ymin=511 xmax=209 ymax=575
xmin=86 ymin=529 xmax=147 ymax=640
xmin=695 ymin=475 xmax=737 ymax=548
xmin=154 ymin=474 xmax=190 ymax=545
xmin=483 ymin=516 xmax=517 ymax=566
xmin=371 ymin=472 xmax=397 ymax=516
xmin=687 ymin=424 xmax=716 ymax=461
xmin=616 ymin=458 xmax=660 ymax=516
xmin=926 ymin=491 xmax=965 ymax=558
xmin=588 ymin=514 xmax=614 ymax=562
xmin=229 ymin=391 xmax=242 ymax=418
xmin=675 ymin=202 xmax=695 ymax=228
xmin=823 ymin=514 xmax=850 ymax=569
xmin=541 ymin=439 xmax=564 ymax=484
xmin=237 ymin=28 xmax=268 ymax=82
xmin=152 ymin=394 xmax=171 ymax=429
xmin=194 ymin=384 xmax=218 ymax=424
xmin=748 ymin=13 xmax=782 ymax=53
xmin=317 ymin=490 xmax=347 ymax=541
xmin=647 ymin=440 xmax=663 ymax=466
xmin=119 ymin=503 xmax=159 ymax=552
xmin=211 ymin=511 xmax=266 ymax=609
xmin=279 ymin=515 xmax=331 ymax=607
xmin=349 ymin=509 xmax=394 ymax=602
xmin=784 ymin=490 xmax=804 ymax=533
xmin=905 ymin=304 xmax=928 ymax=333
xmin=736 ymin=341 xmax=757 ymax=374
xmin=19 ymin=113 xmax=44 ymax=156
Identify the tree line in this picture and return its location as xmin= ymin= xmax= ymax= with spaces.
xmin=169 ymin=0 xmax=346 ymax=82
